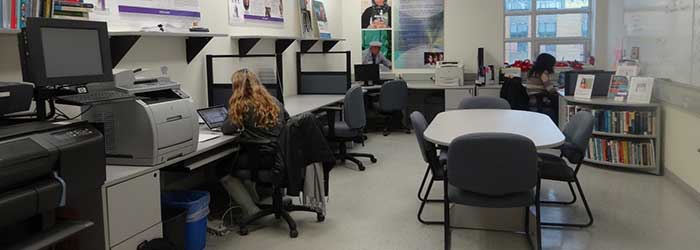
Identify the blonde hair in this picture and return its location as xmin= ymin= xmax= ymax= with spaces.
xmin=228 ymin=69 xmax=281 ymax=129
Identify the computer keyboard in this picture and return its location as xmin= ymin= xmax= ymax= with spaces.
xmin=55 ymin=91 xmax=135 ymax=106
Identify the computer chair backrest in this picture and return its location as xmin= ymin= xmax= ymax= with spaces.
xmin=562 ymin=111 xmax=594 ymax=165
xmin=458 ymin=96 xmax=511 ymax=110
xmin=379 ymin=80 xmax=409 ymax=112
xmin=447 ymin=133 xmax=538 ymax=196
xmin=410 ymin=111 xmax=438 ymax=165
xmin=344 ymin=86 xmax=367 ymax=130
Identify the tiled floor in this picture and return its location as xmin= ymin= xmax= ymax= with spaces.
xmin=208 ymin=132 xmax=700 ymax=250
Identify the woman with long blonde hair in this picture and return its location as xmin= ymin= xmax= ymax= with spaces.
xmin=219 ymin=69 xmax=288 ymax=218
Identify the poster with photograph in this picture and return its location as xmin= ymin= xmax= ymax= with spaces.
xmin=228 ymin=0 xmax=245 ymax=24
xmin=395 ymin=0 xmax=444 ymax=69
xmin=628 ymin=77 xmax=655 ymax=104
xmin=574 ymin=74 xmax=596 ymax=99
xmin=362 ymin=30 xmax=393 ymax=71
xmin=608 ymin=75 xmax=630 ymax=101
xmin=361 ymin=0 xmax=392 ymax=29
xmin=242 ymin=0 xmax=284 ymax=23
xmin=299 ymin=0 xmax=320 ymax=38
xmin=313 ymin=0 xmax=331 ymax=38
xmin=424 ymin=52 xmax=444 ymax=66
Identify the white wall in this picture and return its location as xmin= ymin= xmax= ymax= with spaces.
xmin=0 ymin=0 xmax=344 ymax=108
xmin=599 ymin=0 xmax=700 ymax=195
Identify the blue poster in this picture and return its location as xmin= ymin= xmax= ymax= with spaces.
xmin=395 ymin=0 xmax=444 ymax=69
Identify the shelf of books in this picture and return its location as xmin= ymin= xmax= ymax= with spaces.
xmin=561 ymin=96 xmax=662 ymax=175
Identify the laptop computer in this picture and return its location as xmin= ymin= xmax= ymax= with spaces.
xmin=197 ymin=106 xmax=228 ymax=130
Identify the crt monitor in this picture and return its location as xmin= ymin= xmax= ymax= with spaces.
xmin=354 ymin=64 xmax=380 ymax=85
xmin=20 ymin=18 xmax=113 ymax=87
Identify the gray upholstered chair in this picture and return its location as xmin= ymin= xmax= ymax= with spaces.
xmin=372 ymin=80 xmax=410 ymax=136
xmin=410 ymin=111 xmax=447 ymax=225
xmin=325 ymin=86 xmax=377 ymax=171
xmin=458 ymin=96 xmax=511 ymax=110
xmin=443 ymin=133 xmax=541 ymax=250
xmin=538 ymin=111 xmax=594 ymax=227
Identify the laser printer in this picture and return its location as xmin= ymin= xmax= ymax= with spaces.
xmin=84 ymin=73 xmax=199 ymax=166
xmin=0 ymin=121 xmax=105 ymax=249
xmin=435 ymin=61 xmax=465 ymax=86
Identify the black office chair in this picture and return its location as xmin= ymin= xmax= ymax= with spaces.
xmin=372 ymin=80 xmax=410 ymax=136
xmin=325 ymin=86 xmax=377 ymax=171
xmin=410 ymin=111 xmax=447 ymax=225
xmin=458 ymin=96 xmax=511 ymax=110
xmin=235 ymin=142 xmax=323 ymax=238
xmin=538 ymin=111 xmax=594 ymax=228
xmin=444 ymin=133 xmax=541 ymax=250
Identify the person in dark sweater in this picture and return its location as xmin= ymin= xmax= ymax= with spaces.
xmin=219 ymin=69 xmax=288 ymax=218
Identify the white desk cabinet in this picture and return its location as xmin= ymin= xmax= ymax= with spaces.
xmin=445 ymin=89 xmax=475 ymax=110
xmin=107 ymin=171 xmax=162 ymax=247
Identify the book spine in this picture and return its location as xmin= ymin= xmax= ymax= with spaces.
xmin=53 ymin=5 xmax=90 ymax=12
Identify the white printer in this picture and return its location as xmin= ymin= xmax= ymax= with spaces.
xmin=84 ymin=70 xmax=199 ymax=166
xmin=435 ymin=61 xmax=465 ymax=86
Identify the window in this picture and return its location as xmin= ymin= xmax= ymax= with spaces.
xmin=504 ymin=0 xmax=592 ymax=63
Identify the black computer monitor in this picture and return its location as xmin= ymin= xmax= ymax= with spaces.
xmin=20 ymin=18 xmax=113 ymax=87
xmin=354 ymin=64 xmax=380 ymax=86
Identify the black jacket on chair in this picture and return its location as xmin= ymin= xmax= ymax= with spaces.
xmin=500 ymin=77 xmax=530 ymax=111
xmin=280 ymin=112 xmax=336 ymax=196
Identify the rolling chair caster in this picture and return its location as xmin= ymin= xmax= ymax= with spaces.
xmin=239 ymin=227 xmax=249 ymax=236
xmin=370 ymin=156 xmax=378 ymax=163
xmin=317 ymin=214 xmax=326 ymax=222
xmin=290 ymin=229 xmax=299 ymax=238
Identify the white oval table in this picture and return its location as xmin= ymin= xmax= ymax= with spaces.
xmin=424 ymin=109 xmax=565 ymax=149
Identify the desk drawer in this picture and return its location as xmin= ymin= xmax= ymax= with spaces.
xmin=110 ymin=222 xmax=163 ymax=250
xmin=107 ymin=171 xmax=162 ymax=247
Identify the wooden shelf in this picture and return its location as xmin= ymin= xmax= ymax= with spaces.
xmin=299 ymin=38 xmax=346 ymax=53
xmin=108 ymin=31 xmax=226 ymax=67
xmin=592 ymin=131 xmax=657 ymax=139
xmin=230 ymin=35 xmax=300 ymax=55
xmin=562 ymin=96 xmax=659 ymax=108
xmin=0 ymin=29 xmax=20 ymax=35
xmin=585 ymin=159 xmax=658 ymax=170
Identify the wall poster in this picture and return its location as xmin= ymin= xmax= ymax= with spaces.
xmin=228 ymin=0 xmax=284 ymax=24
xmin=395 ymin=0 xmax=444 ymax=69
xmin=360 ymin=0 xmax=393 ymax=71
xmin=312 ymin=0 xmax=331 ymax=38
xmin=299 ymin=0 xmax=320 ymax=38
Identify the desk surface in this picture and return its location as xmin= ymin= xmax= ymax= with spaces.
xmin=105 ymin=128 xmax=238 ymax=186
xmin=284 ymin=95 xmax=345 ymax=117
xmin=361 ymin=81 xmax=476 ymax=90
xmin=424 ymin=110 xmax=565 ymax=149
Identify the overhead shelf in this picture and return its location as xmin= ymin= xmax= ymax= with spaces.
xmin=108 ymin=31 xmax=227 ymax=67
xmin=230 ymin=35 xmax=300 ymax=55
xmin=299 ymin=38 xmax=346 ymax=53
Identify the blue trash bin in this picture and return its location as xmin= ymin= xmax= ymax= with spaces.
xmin=162 ymin=191 xmax=210 ymax=250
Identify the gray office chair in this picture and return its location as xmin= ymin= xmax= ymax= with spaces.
xmin=444 ymin=133 xmax=541 ymax=250
xmin=372 ymin=80 xmax=410 ymax=136
xmin=458 ymin=96 xmax=511 ymax=110
xmin=325 ymin=86 xmax=377 ymax=171
xmin=410 ymin=111 xmax=447 ymax=225
xmin=538 ymin=111 xmax=594 ymax=228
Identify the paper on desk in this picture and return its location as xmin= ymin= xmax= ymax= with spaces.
xmin=198 ymin=133 xmax=221 ymax=143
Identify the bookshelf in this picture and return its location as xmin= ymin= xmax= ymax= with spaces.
xmin=559 ymin=96 xmax=663 ymax=175
xmin=0 ymin=29 xmax=20 ymax=35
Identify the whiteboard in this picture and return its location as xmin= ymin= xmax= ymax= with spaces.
xmin=622 ymin=0 xmax=697 ymax=86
